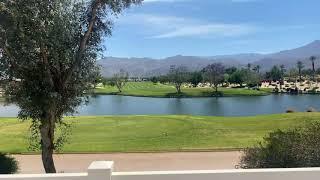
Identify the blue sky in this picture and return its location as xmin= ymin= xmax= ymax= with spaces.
xmin=104 ymin=0 xmax=320 ymax=58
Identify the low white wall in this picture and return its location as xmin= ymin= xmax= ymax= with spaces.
xmin=0 ymin=173 xmax=88 ymax=180
xmin=1 ymin=161 xmax=320 ymax=180
xmin=113 ymin=168 xmax=320 ymax=180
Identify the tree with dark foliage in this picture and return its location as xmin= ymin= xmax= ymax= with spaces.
xmin=228 ymin=69 xmax=246 ymax=87
xmin=297 ymin=61 xmax=304 ymax=82
xmin=167 ymin=66 xmax=189 ymax=94
xmin=203 ymin=63 xmax=225 ymax=94
xmin=225 ymin=67 xmax=237 ymax=75
xmin=0 ymin=0 xmax=141 ymax=173
xmin=112 ymin=69 xmax=129 ymax=92
xmin=310 ymin=56 xmax=317 ymax=81
xmin=0 ymin=153 xmax=18 ymax=174
xmin=188 ymin=71 xmax=203 ymax=87
xmin=267 ymin=66 xmax=282 ymax=82
xmin=253 ymin=65 xmax=261 ymax=73
xmin=150 ymin=76 xmax=158 ymax=84
xmin=280 ymin=65 xmax=286 ymax=89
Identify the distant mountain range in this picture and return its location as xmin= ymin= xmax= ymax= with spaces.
xmin=98 ymin=40 xmax=320 ymax=77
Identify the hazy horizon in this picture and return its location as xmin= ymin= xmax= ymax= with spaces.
xmin=102 ymin=40 xmax=319 ymax=59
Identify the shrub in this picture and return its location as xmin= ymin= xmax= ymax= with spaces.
xmin=307 ymin=107 xmax=317 ymax=112
xmin=239 ymin=122 xmax=320 ymax=169
xmin=308 ymin=87 xmax=318 ymax=94
xmin=286 ymin=108 xmax=295 ymax=113
xmin=0 ymin=153 xmax=18 ymax=174
xmin=150 ymin=77 xmax=158 ymax=84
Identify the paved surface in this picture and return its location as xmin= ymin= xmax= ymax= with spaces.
xmin=14 ymin=151 xmax=241 ymax=174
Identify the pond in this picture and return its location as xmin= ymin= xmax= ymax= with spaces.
xmin=0 ymin=94 xmax=320 ymax=117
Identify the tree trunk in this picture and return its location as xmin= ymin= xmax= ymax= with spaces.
xmin=176 ymin=85 xmax=181 ymax=94
xmin=214 ymin=85 xmax=218 ymax=97
xmin=116 ymin=83 xmax=122 ymax=93
xmin=40 ymin=114 xmax=56 ymax=173
xmin=312 ymin=63 xmax=315 ymax=82
xmin=299 ymin=70 xmax=302 ymax=83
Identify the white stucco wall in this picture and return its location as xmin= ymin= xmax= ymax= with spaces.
xmin=1 ymin=161 xmax=320 ymax=180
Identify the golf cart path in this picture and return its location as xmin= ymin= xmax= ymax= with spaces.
xmin=14 ymin=151 xmax=241 ymax=174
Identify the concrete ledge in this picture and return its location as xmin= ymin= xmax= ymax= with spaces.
xmin=1 ymin=161 xmax=320 ymax=180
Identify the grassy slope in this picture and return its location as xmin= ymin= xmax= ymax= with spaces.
xmin=94 ymin=82 xmax=269 ymax=97
xmin=0 ymin=113 xmax=318 ymax=154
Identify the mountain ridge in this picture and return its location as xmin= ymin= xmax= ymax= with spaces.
xmin=99 ymin=40 xmax=320 ymax=77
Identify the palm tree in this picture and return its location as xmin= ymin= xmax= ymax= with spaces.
xmin=247 ymin=63 xmax=252 ymax=71
xmin=253 ymin=65 xmax=261 ymax=73
xmin=289 ymin=68 xmax=298 ymax=87
xmin=297 ymin=61 xmax=304 ymax=83
xmin=280 ymin=64 xmax=286 ymax=89
xmin=310 ymin=56 xmax=317 ymax=82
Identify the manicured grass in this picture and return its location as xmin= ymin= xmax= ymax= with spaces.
xmin=94 ymin=82 xmax=269 ymax=97
xmin=0 ymin=113 xmax=319 ymax=154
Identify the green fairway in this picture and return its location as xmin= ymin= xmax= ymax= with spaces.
xmin=94 ymin=82 xmax=269 ymax=97
xmin=0 ymin=113 xmax=318 ymax=154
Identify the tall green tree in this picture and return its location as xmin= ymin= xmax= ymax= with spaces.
xmin=245 ymin=71 xmax=261 ymax=88
xmin=280 ymin=65 xmax=286 ymax=89
xmin=229 ymin=69 xmax=246 ymax=87
xmin=188 ymin=71 xmax=203 ymax=87
xmin=0 ymin=0 xmax=141 ymax=173
xmin=267 ymin=66 xmax=282 ymax=82
xmin=310 ymin=56 xmax=317 ymax=81
xmin=167 ymin=66 xmax=189 ymax=94
xmin=297 ymin=61 xmax=304 ymax=82
xmin=253 ymin=65 xmax=261 ymax=73
xmin=247 ymin=63 xmax=252 ymax=71
xmin=112 ymin=69 xmax=129 ymax=93
xmin=288 ymin=68 xmax=298 ymax=86
xmin=225 ymin=67 xmax=237 ymax=75
xmin=203 ymin=63 xmax=225 ymax=94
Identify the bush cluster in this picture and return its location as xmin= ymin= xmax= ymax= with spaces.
xmin=240 ymin=122 xmax=320 ymax=168
xmin=0 ymin=153 xmax=18 ymax=174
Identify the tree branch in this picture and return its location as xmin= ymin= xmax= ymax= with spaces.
xmin=1 ymin=45 xmax=18 ymax=71
xmin=64 ymin=0 xmax=101 ymax=84
xmin=40 ymin=42 xmax=55 ymax=88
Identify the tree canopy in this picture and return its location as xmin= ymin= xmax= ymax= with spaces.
xmin=203 ymin=63 xmax=225 ymax=93
xmin=167 ymin=66 xmax=189 ymax=94
xmin=229 ymin=69 xmax=246 ymax=87
xmin=188 ymin=71 xmax=203 ymax=87
xmin=0 ymin=0 xmax=141 ymax=173
xmin=112 ymin=69 xmax=129 ymax=92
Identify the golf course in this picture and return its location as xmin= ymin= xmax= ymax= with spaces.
xmin=94 ymin=82 xmax=270 ymax=98
xmin=1 ymin=112 xmax=318 ymax=154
